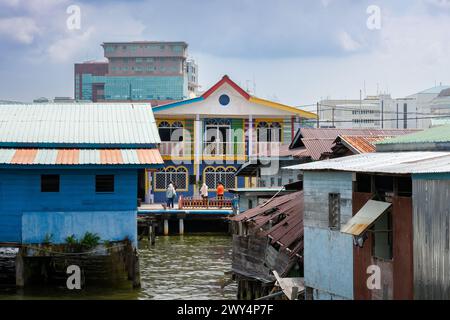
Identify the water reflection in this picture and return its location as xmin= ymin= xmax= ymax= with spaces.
xmin=0 ymin=234 xmax=236 ymax=300
xmin=138 ymin=234 xmax=236 ymax=300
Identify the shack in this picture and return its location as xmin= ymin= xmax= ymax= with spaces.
xmin=0 ymin=103 xmax=163 ymax=288
xmin=229 ymin=191 xmax=304 ymax=299
xmin=289 ymin=149 xmax=450 ymax=300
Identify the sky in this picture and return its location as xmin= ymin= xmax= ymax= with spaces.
xmin=0 ymin=0 xmax=450 ymax=107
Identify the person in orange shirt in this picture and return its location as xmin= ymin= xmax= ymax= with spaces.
xmin=217 ymin=182 xmax=225 ymax=208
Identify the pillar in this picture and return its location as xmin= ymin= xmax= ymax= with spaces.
xmin=194 ymin=114 xmax=201 ymax=194
xmin=163 ymin=219 xmax=169 ymax=236
xmin=148 ymin=224 xmax=154 ymax=248
xmin=248 ymin=114 xmax=253 ymax=157
xmin=179 ymin=218 xmax=184 ymax=235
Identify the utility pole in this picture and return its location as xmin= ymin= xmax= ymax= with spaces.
xmin=381 ymin=99 xmax=384 ymax=129
xmin=316 ymin=102 xmax=320 ymax=128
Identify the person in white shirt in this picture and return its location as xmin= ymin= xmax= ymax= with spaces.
xmin=200 ymin=182 xmax=209 ymax=207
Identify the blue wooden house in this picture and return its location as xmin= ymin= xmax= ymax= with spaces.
xmin=0 ymin=103 xmax=163 ymax=245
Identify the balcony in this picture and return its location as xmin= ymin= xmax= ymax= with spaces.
xmin=202 ymin=141 xmax=246 ymax=157
xmin=158 ymin=141 xmax=193 ymax=157
xmin=252 ymin=142 xmax=283 ymax=157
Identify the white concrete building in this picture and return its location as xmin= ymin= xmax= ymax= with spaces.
xmin=319 ymin=85 xmax=450 ymax=130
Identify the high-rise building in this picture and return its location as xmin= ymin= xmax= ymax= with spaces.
xmin=186 ymin=59 xmax=199 ymax=97
xmin=74 ymin=61 xmax=109 ymax=101
xmin=74 ymin=41 xmax=196 ymax=104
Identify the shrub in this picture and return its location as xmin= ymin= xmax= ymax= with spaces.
xmin=80 ymin=232 xmax=101 ymax=249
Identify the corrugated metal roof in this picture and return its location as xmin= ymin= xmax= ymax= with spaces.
xmin=230 ymin=191 xmax=304 ymax=256
xmin=0 ymin=103 xmax=160 ymax=147
xmin=0 ymin=148 xmax=163 ymax=166
xmin=301 ymin=138 xmax=335 ymax=160
xmin=285 ymin=151 xmax=450 ymax=174
xmin=300 ymin=128 xmax=418 ymax=140
xmin=341 ymin=200 xmax=391 ymax=235
xmin=339 ymin=135 xmax=394 ymax=154
xmin=377 ymin=125 xmax=450 ymax=145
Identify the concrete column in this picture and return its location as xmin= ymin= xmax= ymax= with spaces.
xmin=193 ymin=114 xmax=201 ymax=194
xmin=163 ymin=219 xmax=169 ymax=236
xmin=179 ymin=218 xmax=184 ymax=235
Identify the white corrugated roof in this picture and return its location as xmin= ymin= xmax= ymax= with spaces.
xmin=285 ymin=151 xmax=450 ymax=174
xmin=0 ymin=103 xmax=160 ymax=146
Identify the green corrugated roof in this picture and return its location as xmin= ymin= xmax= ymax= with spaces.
xmin=376 ymin=125 xmax=450 ymax=145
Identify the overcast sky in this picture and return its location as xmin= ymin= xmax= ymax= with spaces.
xmin=0 ymin=0 xmax=450 ymax=106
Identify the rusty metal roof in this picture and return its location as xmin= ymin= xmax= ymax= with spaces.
xmin=286 ymin=151 xmax=450 ymax=174
xmin=0 ymin=148 xmax=163 ymax=166
xmin=230 ymin=191 xmax=304 ymax=256
xmin=289 ymin=128 xmax=418 ymax=161
xmin=300 ymin=138 xmax=335 ymax=160
xmin=341 ymin=200 xmax=391 ymax=235
xmin=338 ymin=135 xmax=394 ymax=154
xmin=300 ymin=128 xmax=419 ymax=140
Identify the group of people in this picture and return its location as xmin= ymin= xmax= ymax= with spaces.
xmin=165 ymin=181 xmax=225 ymax=208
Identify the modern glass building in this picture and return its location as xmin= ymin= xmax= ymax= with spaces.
xmin=74 ymin=41 xmax=195 ymax=104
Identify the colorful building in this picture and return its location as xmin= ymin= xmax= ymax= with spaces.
xmin=0 ymin=103 xmax=163 ymax=245
xmin=148 ymin=75 xmax=316 ymax=203
xmin=74 ymin=41 xmax=197 ymax=104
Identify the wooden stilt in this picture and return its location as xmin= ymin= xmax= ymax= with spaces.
xmin=164 ymin=219 xmax=169 ymax=236
xmin=179 ymin=218 xmax=184 ymax=235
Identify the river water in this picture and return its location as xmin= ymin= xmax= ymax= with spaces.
xmin=0 ymin=234 xmax=237 ymax=300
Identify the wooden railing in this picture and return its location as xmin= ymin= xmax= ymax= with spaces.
xmin=158 ymin=141 xmax=193 ymax=156
xmin=178 ymin=195 xmax=232 ymax=209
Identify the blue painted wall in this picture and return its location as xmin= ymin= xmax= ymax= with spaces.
xmin=303 ymin=171 xmax=354 ymax=300
xmin=22 ymin=211 xmax=136 ymax=244
xmin=0 ymin=168 xmax=138 ymax=243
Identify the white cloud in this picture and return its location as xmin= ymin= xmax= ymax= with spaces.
xmin=47 ymin=27 xmax=94 ymax=63
xmin=0 ymin=17 xmax=40 ymax=44
xmin=337 ymin=31 xmax=362 ymax=52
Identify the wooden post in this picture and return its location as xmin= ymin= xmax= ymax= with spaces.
xmin=164 ymin=219 xmax=169 ymax=236
xmin=151 ymin=222 xmax=156 ymax=245
xmin=15 ymin=247 xmax=26 ymax=288
xmin=179 ymin=218 xmax=184 ymax=235
xmin=148 ymin=224 xmax=153 ymax=248
xmin=132 ymin=249 xmax=141 ymax=288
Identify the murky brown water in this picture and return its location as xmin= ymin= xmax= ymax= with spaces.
xmin=0 ymin=234 xmax=237 ymax=300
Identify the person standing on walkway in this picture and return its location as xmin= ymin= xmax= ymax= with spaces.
xmin=217 ymin=181 xmax=225 ymax=208
xmin=166 ymin=181 xmax=175 ymax=209
xmin=200 ymin=182 xmax=209 ymax=207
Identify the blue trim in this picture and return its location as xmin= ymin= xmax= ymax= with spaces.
xmin=152 ymin=97 xmax=204 ymax=112
xmin=413 ymin=173 xmax=450 ymax=180
xmin=138 ymin=209 xmax=233 ymax=215
xmin=0 ymin=164 xmax=164 ymax=170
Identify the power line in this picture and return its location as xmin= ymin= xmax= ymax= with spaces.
xmin=318 ymin=113 xmax=450 ymax=123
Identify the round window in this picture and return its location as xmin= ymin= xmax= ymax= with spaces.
xmin=219 ymin=94 xmax=230 ymax=106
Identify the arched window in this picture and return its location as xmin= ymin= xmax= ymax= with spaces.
xmin=257 ymin=121 xmax=282 ymax=142
xmin=154 ymin=166 xmax=188 ymax=191
xmin=270 ymin=122 xmax=282 ymax=142
xmin=203 ymin=166 xmax=237 ymax=189
xmin=158 ymin=121 xmax=171 ymax=142
xmin=171 ymin=121 xmax=184 ymax=142
xmin=158 ymin=121 xmax=184 ymax=142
